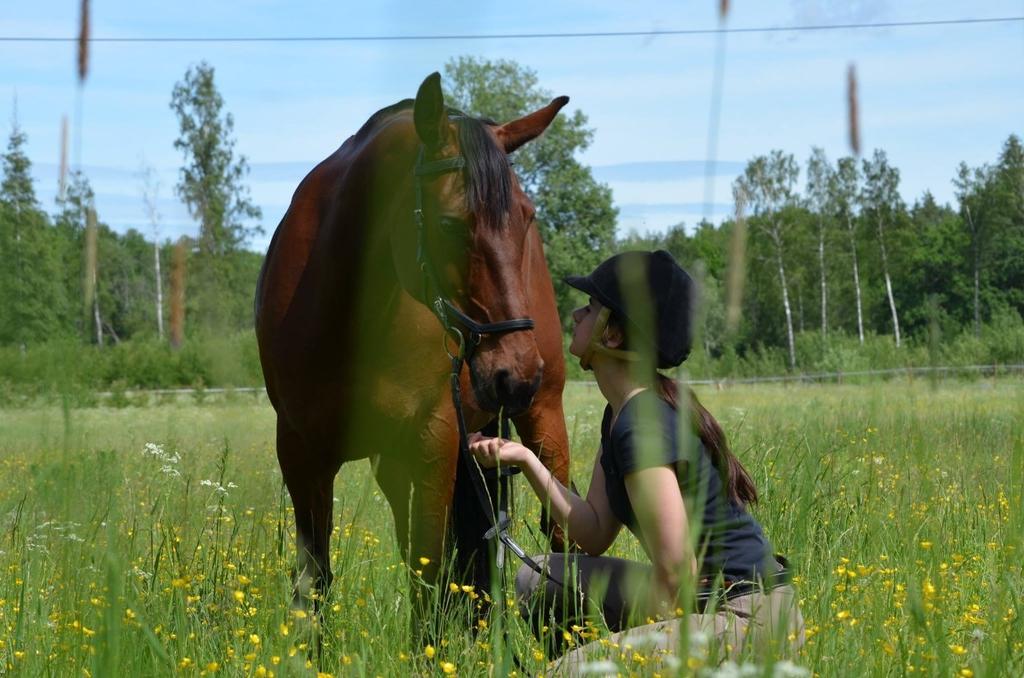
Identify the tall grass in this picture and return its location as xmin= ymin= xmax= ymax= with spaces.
xmin=0 ymin=380 xmax=1021 ymax=675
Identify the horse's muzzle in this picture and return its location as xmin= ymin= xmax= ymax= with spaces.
xmin=470 ymin=363 xmax=543 ymax=415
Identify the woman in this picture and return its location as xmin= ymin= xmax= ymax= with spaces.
xmin=468 ymin=250 xmax=803 ymax=668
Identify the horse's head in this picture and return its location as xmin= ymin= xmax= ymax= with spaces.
xmin=397 ymin=72 xmax=567 ymax=415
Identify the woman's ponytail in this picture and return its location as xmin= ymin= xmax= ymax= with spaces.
xmin=656 ymin=373 xmax=759 ymax=507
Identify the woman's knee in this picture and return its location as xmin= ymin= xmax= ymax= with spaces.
xmin=515 ymin=554 xmax=557 ymax=600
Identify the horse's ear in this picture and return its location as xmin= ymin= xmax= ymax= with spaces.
xmin=414 ymin=72 xmax=448 ymax=150
xmin=496 ymin=96 xmax=570 ymax=154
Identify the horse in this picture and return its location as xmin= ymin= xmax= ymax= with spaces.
xmin=254 ymin=72 xmax=571 ymax=618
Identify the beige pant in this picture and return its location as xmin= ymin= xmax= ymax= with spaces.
xmin=549 ymin=585 xmax=805 ymax=674
xmin=515 ymin=554 xmax=805 ymax=674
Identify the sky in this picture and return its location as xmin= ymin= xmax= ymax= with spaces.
xmin=2 ymin=1 xmax=1022 ymax=253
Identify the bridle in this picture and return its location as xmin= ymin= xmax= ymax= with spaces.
xmin=412 ymin=144 xmax=553 ymax=582
xmin=413 ymin=145 xmax=536 ymax=359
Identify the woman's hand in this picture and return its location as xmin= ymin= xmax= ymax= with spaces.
xmin=467 ymin=432 xmax=530 ymax=469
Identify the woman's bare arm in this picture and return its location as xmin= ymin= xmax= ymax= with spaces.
xmin=469 ymin=435 xmax=622 ymax=555
xmin=624 ymin=466 xmax=696 ymax=610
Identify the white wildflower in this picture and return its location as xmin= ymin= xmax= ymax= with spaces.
xmin=773 ymin=660 xmax=811 ymax=678
xmin=200 ymin=479 xmax=237 ymax=497
xmin=577 ymin=660 xmax=618 ymax=676
xmin=703 ymin=660 xmax=810 ymax=678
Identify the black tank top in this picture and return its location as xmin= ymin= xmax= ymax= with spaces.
xmin=599 ymin=391 xmax=774 ymax=581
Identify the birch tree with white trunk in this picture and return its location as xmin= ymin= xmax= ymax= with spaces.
xmin=733 ymin=151 xmax=800 ymax=370
xmin=861 ymin=149 xmax=904 ymax=347
xmin=830 ymin=157 xmax=865 ymax=343
xmin=806 ymin=147 xmax=832 ymax=337
xmin=139 ymin=164 xmax=165 ymax=341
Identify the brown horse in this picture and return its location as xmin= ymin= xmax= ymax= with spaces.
xmin=254 ymin=72 xmax=571 ymax=611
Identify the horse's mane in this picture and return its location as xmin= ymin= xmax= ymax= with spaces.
xmin=359 ymin=99 xmax=513 ymax=229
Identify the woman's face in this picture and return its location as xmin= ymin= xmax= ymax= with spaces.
xmin=569 ymin=297 xmax=602 ymax=359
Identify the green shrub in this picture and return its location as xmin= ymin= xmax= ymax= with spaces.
xmin=0 ymin=319 xmax=1021 ymax=401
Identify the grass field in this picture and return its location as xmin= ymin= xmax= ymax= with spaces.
xmin=0 ymin=379 xmax=1021 ymax=676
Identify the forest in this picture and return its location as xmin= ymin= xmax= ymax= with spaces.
xmin=1 ymin=58 xmax=1021 ymax=395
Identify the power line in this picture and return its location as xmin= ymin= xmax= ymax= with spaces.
xmin=1 ymin=16 xmax=1022 ymax=44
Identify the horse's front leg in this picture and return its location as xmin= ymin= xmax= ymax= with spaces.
xmin=376 ymin=412 xmax=459 ymax=637
xmin=513 ymin=390 xmax=572 ymax=552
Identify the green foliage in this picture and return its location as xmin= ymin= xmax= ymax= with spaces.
xmin=0 ymin=121 xmax=69 ymax=345
xmin=0 ymin=116 xmax=36 ymax=210
xmin=0 ymin=333 xmax=263 ymax=405
xmin=170 ymin=61 xmax=262 ymax=332
xmin=442 ymin=57 xmax=616 ymax=323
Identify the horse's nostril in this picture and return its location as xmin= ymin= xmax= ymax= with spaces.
xmin=494 ymin=369 xmax=511 ymax=397
xmin=487 ymin=367 xmax=542 ymax=415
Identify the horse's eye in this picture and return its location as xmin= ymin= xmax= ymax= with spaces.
xmin=438 ymin=216 xmax=468 ymax=238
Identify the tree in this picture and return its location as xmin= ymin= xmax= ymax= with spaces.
xmin=733 ymin=151 xmax=800 ymax=370
xmin=902 ymin=192 xmax=966 ymax=335
xmin=54 ymin=170 xmax=108 ymax=344
xmin=54 ymin=171 xmax=157 ymax=344
xmin=806 ymin=147 xmax=833 ymax=337
xmin=0 ymin=115 xmax=36 ymax=212
xmin=442 ymin=57 xmax=617 ymax=322
xmin=53 ymin=170 xmax=91 ymax=337
xmin=170 ymin=61 xmax=261 ymax=332
xmin=0 ymin=115 xmax=66 ymax=345
xmin=953 ymin=162 xmax=994 ymax=335
xmin=989 ymin=135 xmax=1024 ymax=316
xmin=829 ymin=157 xmax=865 ymax=343
xmin=139 ymin=163 xmax=165 ymax=340
xmin=861 ymin=149 xmax=904 ymax=347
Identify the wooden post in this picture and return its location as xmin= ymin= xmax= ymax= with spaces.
xmin=169 ymin=237 xmax=186 ymax=349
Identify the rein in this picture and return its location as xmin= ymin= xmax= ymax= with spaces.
xmin=412 ymin=145 xmax=552 ymax=583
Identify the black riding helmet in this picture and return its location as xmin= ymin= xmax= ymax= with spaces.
xmin=565 ymin=250 xmax=695 ymax=369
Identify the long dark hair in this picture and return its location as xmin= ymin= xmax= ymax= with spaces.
xmin=655 ymin=373 xmax=758 ymax=507
xmin=602 ymin=312 xmax=758 ymax=506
